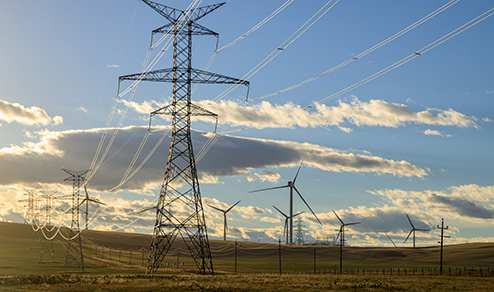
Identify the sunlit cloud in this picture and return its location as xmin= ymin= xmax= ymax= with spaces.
xmin=121 ymin=96 xmax=479 ymax=131
xmin=424 ymin=129 xmax=452 ymax=137
xmin=0 ymin=99 xmax=63 ymax=126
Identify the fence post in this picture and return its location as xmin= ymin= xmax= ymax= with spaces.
xmin=278 ymin=239 xmax=282 ymax=275
xmin=313 ymin=248 xmax=316 ymax=275
xmin=235 ymin=240 xmax=238 ymax=273
xmin=141 ymin=248 xmax=145 ymax=266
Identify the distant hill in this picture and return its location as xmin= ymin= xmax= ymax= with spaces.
xmin=1 ymin=221 xmax=493 ymax=275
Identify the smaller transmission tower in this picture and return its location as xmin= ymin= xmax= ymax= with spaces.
xmin=38 ymin=192 xmax=57 ymax=263
xmin=62 ymin=168 xmax=88 ymax=271
xmin=19 ymin=190 xmax=37 ymax=224
xmin=295 ymin=217 xmax=305 ymax=245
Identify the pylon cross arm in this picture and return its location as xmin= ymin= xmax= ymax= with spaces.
xmin=151 ymin=102 xmax=217 ymax=118
xmin=152 ymin=22 xmax=218 ymax=36
xmin=119 ymin=68 xmax=249 ymax=86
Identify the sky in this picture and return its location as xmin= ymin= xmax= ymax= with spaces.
xmin=1 ymin=0 xmax=494 ymax=248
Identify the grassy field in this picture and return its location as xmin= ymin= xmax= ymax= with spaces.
xmin=1 ymin=222 xmax=494 ymax=291
xmin=2 ymin=273 xmax=494 ymax=291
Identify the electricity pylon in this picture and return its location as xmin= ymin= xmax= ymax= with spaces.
xmin=295 ymin=217 xmax=305 ymax=245
xmin=62 ymin=168 xmax=88 ymax=271
xmin=119 ymin=0 xmax=249 ymax=275
xmin=19 ymin=190 xmax=37 ymax=224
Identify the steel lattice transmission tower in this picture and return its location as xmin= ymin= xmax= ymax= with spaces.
xmin=62 ymin=168 xmax=88 ymax=271
xmin=295 ymin=217 xmax=305 ymax=246
xmin=119 ymin=0 xmax=249 ymax=275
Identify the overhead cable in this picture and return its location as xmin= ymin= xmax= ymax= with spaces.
xmin=252 ymin=0 xmax=460 ymax=102
xmin=307 ymin=6 xmax=494 ymax=108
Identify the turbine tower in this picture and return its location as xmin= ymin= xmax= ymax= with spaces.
xmin=404 ymin=213 xmax=430 ymax=248
xmin=272 ymin=205 xmax=303 ymax=245
xmin=249 ymin=154 xmax=321 ymax=245
xmin=333 ymin=210 xmax=360 ymax=274
xmin=119 ymin=0 xmax=249 ymax=275
xmin=208 ymin=200 xmax=241 ymax=241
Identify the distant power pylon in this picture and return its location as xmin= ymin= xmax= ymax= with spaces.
xmin=119 ymin=0 xmax=249 ymax=275
xmin=62 ymin=168 xmax=88 ymax=271
xmin=295 ymin=217 xmax=305 ymax=245
xmin=19 ymin=190 xmax=37 ymax=224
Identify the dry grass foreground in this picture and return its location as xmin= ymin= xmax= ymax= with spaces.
xmin=2 ymin=273 xmax=494 ymax=292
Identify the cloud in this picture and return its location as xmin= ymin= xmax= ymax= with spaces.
xmin=424 ymin=129 xmax=452 ymax=137
xmin=107 ymin=64 xmax=120 ymax=68
xmin=429 ymin=193 xmax=494 ymax=219
xmin=122 ymin=96 xmax=479 ymax=131
xmin=249 ymin=170 xmax=281 ymax=183
xmin=0 ymin=99 xmax=63 ymax=126
xmin=77 ymin=106 xmax=88 ymax=113
xmin=370 ymin=184 xmax=494 ymax=221
xmin=0 ymin=126 xmax=427 ymax=191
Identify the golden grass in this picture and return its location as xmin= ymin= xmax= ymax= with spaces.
xmin=2 ymin=273 xmax=494 ymax=292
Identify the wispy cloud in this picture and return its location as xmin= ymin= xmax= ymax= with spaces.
xmin=0 ymin=99 xmax=63 ymax=126
xmin=107 ymin=64 xmax=120 ymax=68
xmin=424 ymin=129 xmax=452 ymax=137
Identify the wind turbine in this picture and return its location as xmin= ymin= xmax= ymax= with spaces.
xmin=386 ymin=233 xmax=397 ymax=248
xmin=404 ymin=213 xmax=430 ymax=248
xmin=272 ymin=205 xmax=304 ymax=245
xmin=249 ymin=154 xmax=322 ymax=245
xmin=333 ymin=210 xmax=360 ymax=274
xmin=208 ymin=200 xmax=241 ymax=241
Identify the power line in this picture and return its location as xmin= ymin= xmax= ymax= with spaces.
xmin=307 ymin=6 xmax=494 ymax=108
xmin=252 ymin=0 xmax=460 ymax=102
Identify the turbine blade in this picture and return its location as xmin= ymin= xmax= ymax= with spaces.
xmin=87 ymin=198 xmax=106 ymax=205
xmin=293 ymin=149 xmax=309 ymax=184
xmin=248 ymin=185 xmax=289 ymax=193
xmin=283 ymin=219 xmax=288 ymax=236
xmin=272 ymin=205 xmax=288 ymax=218
xmin=333 ymin=210 xmax=344 ymax=225
xmin=294 ymin=187 xmax=322 ymax=224
xmin=416 ymin=228 xmax=430 ymax=231
xmin=225 ymin=200 xmax=241 ymax=213
xmin=208 ymin=205 xmax=225 ymax=213
xmin=345 ymin=222 xmax=361 ymax=226
xmin=335 ymin=229 xmax=342 ymax=242
xmin=292 ymin=211 xmax=304 ymax=218
xmin=404 ymin=230 xmax=413 ymax=243
xmin=406 ymin=213 xmax=415 ymax=229
xmin=386 ymin=233 xmax=397 ymax=248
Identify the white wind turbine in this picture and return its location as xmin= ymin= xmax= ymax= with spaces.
xmin=272 ymin=205 xmax=304 ymax=245
xmin=249 ymin=153 xmax=322 ymax=245
xmin=404 ymin=213 xmax=430 ymax=248
xmin=209 ymin=200 xmax=241 ymax=241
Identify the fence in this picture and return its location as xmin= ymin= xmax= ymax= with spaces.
xmin=81 ymin=238 xmax=494 ymax=276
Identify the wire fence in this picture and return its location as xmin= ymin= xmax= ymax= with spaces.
xmin=80 ymin=238 xmax=494 ymax=277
